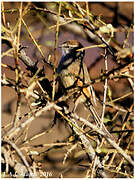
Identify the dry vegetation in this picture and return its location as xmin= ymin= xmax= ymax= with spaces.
xmin=1 ymin=2 xmax=134 ymax=178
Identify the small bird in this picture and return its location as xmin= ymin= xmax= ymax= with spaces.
xmin=57 ymin=40 xmax=113 ymax=139
xmin=57 ymin=40 xmax=96 ymax=110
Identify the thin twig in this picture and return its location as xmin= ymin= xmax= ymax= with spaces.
xmin=52 ymin=2 xmax=61 ymax=101
xmin=101 ymin=49 xmax=108 ymax=127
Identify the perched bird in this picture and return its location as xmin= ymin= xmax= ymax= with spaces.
xmin=57 ymin=40 xmax=96 ymax=110
xmin=57 ymin=40 xmax=113 ymax=139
